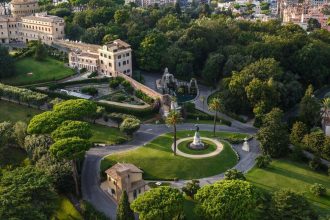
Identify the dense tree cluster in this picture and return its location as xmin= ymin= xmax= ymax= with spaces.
xmin=0 ymin=46 xmax=15 ymax=78
xmin=0 ymin=83 xmax=48 ymax=107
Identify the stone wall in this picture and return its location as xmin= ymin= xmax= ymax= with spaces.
xmin=117 ymin=71 xmax=163 ymax=100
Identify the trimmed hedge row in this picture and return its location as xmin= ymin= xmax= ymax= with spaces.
xmin=98 ymin=101 xmax=159 ymax=117
xmin=48 ymin=78 xmax=110 ymax=90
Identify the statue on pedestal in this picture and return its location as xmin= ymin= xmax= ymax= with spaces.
xmin=189 ymin=124 xmax=205 ymax=150
xmin=242 ymin=137 xmax=250 ymax=152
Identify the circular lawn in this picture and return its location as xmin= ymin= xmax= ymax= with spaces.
xmin=101 ymin=131 xmax=248 ymax=180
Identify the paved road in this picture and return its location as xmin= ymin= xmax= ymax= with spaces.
xmin=81 ymin=123 xmax=258 ymax=219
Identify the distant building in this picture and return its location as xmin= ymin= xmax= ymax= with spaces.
xmin=105 ymin=163 xmax=147 ymax=202
xmin=68 ymin=39 xmax=133 ymax=77
xmin=125 ymin=0 xmax=177 ymax=7
xmin=0 ymin=0 xmax=65 ymax=44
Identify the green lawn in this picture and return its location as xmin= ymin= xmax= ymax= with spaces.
xmin=101 ymin=131 xmax=248 ymax=180
xmin=177 ymin=139 xmax=217 ymax=155
xmin=0 ymin=100 xmax=41 ymax=123
xmin=90 ymin=124 xmax=130 ymax=145
xmin=2 ymin=57 xmax=74 ymax=86
xmin=246 ymin=159 xmax=330 ymax=216
xmin=51 ymin=195 xmax=83 ymax=220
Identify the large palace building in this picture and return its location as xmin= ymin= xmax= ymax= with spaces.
xmin=68 ymin=39 xmax=133 ymax=77
xmin=0 ymin=0 xmax=65 ymax=44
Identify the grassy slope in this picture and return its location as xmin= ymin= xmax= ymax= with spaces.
xmin=51 ymin=195 xmax=83 ymax=220
xmin=0 ymin=100 xmax=42 ymax=123
xmin=0 ymin=100 xmax=127 ymax=144
xmin=89 ymin=124 xmax=130 ymax=145
xmin=2 ymin=57 xmax=74 ymax=85
xmin=101 ymin=131 xmax=248 ymax=180
xmin=246 ymin=159 xmax=330 ymax=216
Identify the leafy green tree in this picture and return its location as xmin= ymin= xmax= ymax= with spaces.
xmin=92 ymin=106 xmax=106 ymax=123
xmin=257 ymin=108 xmax=289 ymax=157
xmin=224 ymin=169 xmax=246 ymax=180
xmin=290 ymin=121 xmax=308 ymax=145
xmin=156 ymin=14 xmax=181 ymax=32
xmin=24 ymin=134 xmax=52 ymax=162
xmin=182 ymin=179 xmax=200 ymax=199
xmin=271 ymin=189 xmax=317 ymax=219
xmin=50 ymin=137 xmax=92 ymax=196
xmin=114 ymin=9 xmax=129 ymax=24
xmin=116 ymin=191 xmax=134 ymax=220
xmin=0 ymin=46 xmax=15 ymax=78
xmin=51 ymin=120 xmax=92 ymax=141
xmin=120 ymin=117 xmax=141 ymax=136
xmin=0 ymin=121 xmax=13 ymax=147
xmin=34 ymin=40 xmax=47 ymax=61
xmin=255 ymin=155 xmax=272 ymax=168
xmin=307 ymin=18 xmax=321 ymax=32
xmin=209 ymin=98 xmax=221 ymax=136
xmin=53 ymin=99 xmax=97 ymax=120
xmin=302 ymin=130 xmax=325 ymax=156
xmin=0 ymin=166 xmax=57 ymax=220
xmin=202 ymin=53 xmax=225 ymax=86
xmin=131 ymin=186 xmax=184 ymax=220
xmin=195 ymin=180 xmax=259 ymax=220
xmin=299 ymin=85 xmax=321 ymax=128
xmin=13 ymin=121 xmax=27 ymax=148
xmin=27 ymin=111 xmax=64 ymax=134
xmin=166 ymin=110 xmax=182 ymax=156
xmin=137 ymin=31 xmax=168 ymax=71
xmin=310 ymin=183 xmax=326 ymax=197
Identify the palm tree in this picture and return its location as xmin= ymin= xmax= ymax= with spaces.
xmin=166 ymin=110 xmax=182 ymax=156
xmin=209 ymin=98 xmax=221 ymax=136
xmin=322 ymin=97 xmax=330 ymax=124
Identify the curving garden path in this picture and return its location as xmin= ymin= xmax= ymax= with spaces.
xmin=81 ymin=123 xmax=259 ymax=219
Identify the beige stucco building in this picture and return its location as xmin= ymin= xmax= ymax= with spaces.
xmin=105 ymin=163 xmax=147 ymax=202
xmin=10 ymin=0 xmax=39 ymax=18
xmin=68 ymin=39 xmax=133 ymax=77
xmin=0 ymin=0 xmax=64 ymax=44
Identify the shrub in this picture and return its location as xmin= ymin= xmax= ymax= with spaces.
xmin=80 ymin=68 xmax=87 ymax=74
xmin=121 ymin=81 xmax=134 ymax=94
xmin=309 ymin=156 xmax=322 ymax=171
xmin=81 ymin=87 xmax=98 ymax=96
xmin=80 ymin=200 xmax=109 ymax=220
xmin=120 ymin=118 xmax=141 ymax=136
xmin=224 ymin=169 xmax=246 ymax=180
xmin=290 ymin=145 xmax=306 ymax=162
xmin=135 ymin=90 xmax=154 ymax=104
xmin=310 ymin=183 xmax=326 ymax=196
xmin=108 ymin=113 xmax=136 ymax=127
xmin=182 ymin=179 xmax=200 ymax=199
xmin=109 ymin=78 xmax=121 ymax=89
xmin=87 ymin=71 xmax=98 ymax=78
xmin=255 ymin=155 xmax=272 ymax=168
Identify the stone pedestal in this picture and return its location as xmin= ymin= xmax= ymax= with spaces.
xmin=189 ymin=132 xmax=205 ymax=150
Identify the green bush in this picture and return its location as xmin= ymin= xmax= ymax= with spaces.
xmin=120 ymin=117 xmax=141 ymax=135
xmin=80 ymin=68 xmax=87 ymax=74
xmin=108 ymin=112 xmax=137 ymax=127
xmin=224 ymin=169 xmax=246 ymax=180
xmin=81 ymin=87 xmax=98 ymax=96
xmin=135 ymin=90 xmax=154 ymax=104
xmin=87 ymin=71 xmax=98 ymax=78
xmin=255 ymin=155 xmax=272 ymax=168
xmin=80 ymin=200 xmax=109 ymax=220
xmin=309 ymin=156 xmax=322 ymax=171
xmin=310 ymin=183 xmax=326 ymax=196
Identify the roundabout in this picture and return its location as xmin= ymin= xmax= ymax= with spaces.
xmin=173 ymin=137 xmax=223 ymax=159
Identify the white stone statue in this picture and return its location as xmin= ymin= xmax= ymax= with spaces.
xmin=242 ymin=137 xmax=250 ymax=152
xmin=190 ymin=125 xmax=205 ymax=150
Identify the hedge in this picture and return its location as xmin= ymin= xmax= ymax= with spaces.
xmin=186 ymin=112 xmax=232 ymax=126
xmin=48 ymin=78 xmax=110 ymax=90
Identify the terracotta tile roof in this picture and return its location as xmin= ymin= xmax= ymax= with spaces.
xmin=105 ymin=163 xmax=143 ymax=179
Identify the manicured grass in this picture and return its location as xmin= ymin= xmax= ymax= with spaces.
xmin=101 ymin=131 xmax=247 ymax=180
xmin=177 ymin=139 xmax=217 ymax=155
xmin=2 ymin=57 xmax=74 ymax=86
xmin=246 ymin=159 xmax=330 ymax=216
xmin=52 ymin=195 xmax=83 ymax=220
xmin=0 ymin=100 xmax=41 ymax=123
xmin=90 ymin=124 xmax=130 ymax=145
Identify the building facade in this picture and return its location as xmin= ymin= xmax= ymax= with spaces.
xmin=0 ymin=0 xmax=64 ymax=44
xmin=68 ymin=39 xmax=133 ymax=77
xmin=105 ymin=163 xmax=147 ymax=202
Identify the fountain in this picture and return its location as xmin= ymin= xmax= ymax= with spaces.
xmin=242 ymin=137 xmax=250 ymax=152
xmin=189 ymin=125 xmax=205 ymax=150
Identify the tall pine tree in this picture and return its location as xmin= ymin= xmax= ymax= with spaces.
xmin=117 ymin=191 xmax=134 ymax=220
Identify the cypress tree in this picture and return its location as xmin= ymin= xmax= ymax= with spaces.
xmin=117 ymin=191 xmax=134 ymax=220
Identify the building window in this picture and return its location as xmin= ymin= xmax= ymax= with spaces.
xmin=126 ymin=53 xmax=129 ymax=56
xmin=109 ymin=63 xmax=112 ymax=67
xmin=111 ymin=189 xmax=115 ymax=194
xmin=118 ymin=62 xmax=121 ymax=67
xmin=133 ymin=190 xmax=137 ymax=199
xmin=123 ymin=61 xmax=126 ymax=65
xmin=101 ymin=60 xmax=103 ymax=64
xmin=118 ymin=55 xmax=121 ymax=59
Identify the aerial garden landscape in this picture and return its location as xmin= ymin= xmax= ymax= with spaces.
xmin=1 ymin=1 xmax=330 ymax=219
